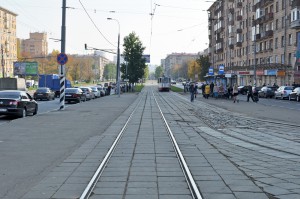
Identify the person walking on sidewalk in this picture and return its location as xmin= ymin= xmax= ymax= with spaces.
xmin=205 ymin=84 xmax=210 ymax=99
xmin=232 ymin=84 xmax=239 ymax=103
xmin=247 ymin=84 xmax=255 ymax=102
xmin=189 ymin=83 xmax=195 ymax=102
xmin=194 ymin=83 xmax=198 ymax=99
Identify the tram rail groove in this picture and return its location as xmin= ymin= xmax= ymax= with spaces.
xmin=80 ymin=89 xmax=202 ymax=199
xmin=153 ymin=90 xmax=203 ymax=199
xmin=79 ymin=92 xmax=145 ymax=199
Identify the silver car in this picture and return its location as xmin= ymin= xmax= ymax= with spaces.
xmin=274 ymin=86 xmax=294 ymax=100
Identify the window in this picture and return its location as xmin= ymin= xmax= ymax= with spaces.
xmin=275 ymin=37 xmax=278 ymax=48
xmin=281 ymin=36 xmax=285 ymax=47
xmin=282 ymin=0 xmax=285 ymax=10
xmin=282 ymin=16 xmax=285 ymax=28
xmin=281 ymin=54 xmax=284 ymax=64
xmin=289 ymin=34 xmax=292 ymax=45
xmin=275 ymin=55 xmax=278 ymax=63
xmin=288 ymin=53 xmax=292 ymax=65
xmin=275 ymin=19 xmax=278 ymax=30
xmin=276 ymin=2 xmax=279 ymax=12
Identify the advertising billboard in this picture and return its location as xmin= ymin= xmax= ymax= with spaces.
xmin=14 ymin=62 xmax=38 ymax=75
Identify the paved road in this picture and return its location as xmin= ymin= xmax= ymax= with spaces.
xmin=1 ymin=85 xmax=299 ymax=199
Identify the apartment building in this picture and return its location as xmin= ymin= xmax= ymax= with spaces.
xmin=208 ymin=0 xmax=300 ymax=86
xmin=0 ymin=7 xmax=17 ymax=78
xmin=19 ymin=32 xmax=48 ymax=58
xmin=162 ymin=53 xmax=198 ymax=78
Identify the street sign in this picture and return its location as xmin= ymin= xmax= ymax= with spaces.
xmin=57 ymin=53 xmax=68 ymax=65
xmin=124 ymin=79 xmax=129 ymax=82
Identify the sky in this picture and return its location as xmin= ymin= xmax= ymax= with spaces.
xmin=1 ymin=0 xmax=213 ymax=66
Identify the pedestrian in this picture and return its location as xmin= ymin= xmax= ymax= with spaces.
xmin=194 ymin=83 xmax=198 ymax=99
xmin=247 ymin=84 xmax=255 ymax=102
xmin=232 ymin=84 xmax=239 ymax=103
xmin=189 ymin=83 xmax=195 ymax=102
xmin=218 ymin=83 xmax=225 ymax=98
xmin=210 ymin=82 xmax=214 ymax=97
xmin=213 ymin=84 xmax=219 ymax=99
xmin=205 ymin=84 xmax=210 ymax=99
xmin=201 ymin=83 xmax=205 ymax=98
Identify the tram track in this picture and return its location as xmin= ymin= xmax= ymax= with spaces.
xmin=163 ymin=92 xmax=300 ymax=159
xmin=79 ymin=88 xmax=203 ymax=199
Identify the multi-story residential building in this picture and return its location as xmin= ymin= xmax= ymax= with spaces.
xmin=0 ymin=7 xmax=17 ymax=78
xmin=19 ymin=32 xmax=48 ymax=58
xmin=94 ymin=51 xmax=111 ymax=81
xmin=162 ymin=53 xmax=198 ymax=78
xmin=208 ymin=0 xmax=300 ymax=86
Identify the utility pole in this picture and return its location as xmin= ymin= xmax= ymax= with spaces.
xmin=59 ymin=0 xmax=67 ymax=110
xmin=1 ymin=44 xmax=4 ymax=78
xmin=254 ymin=23 xmax=257 ymax=86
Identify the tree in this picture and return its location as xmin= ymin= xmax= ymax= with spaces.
xmin=143 ymin=65 xmax=149 ymax=80
xmin=187 ymin=60 xmax=200 ymax=81
xmin=104 ymin=63 xmax=117 ymax=81
xmin=155 ymin=66 xmax=164 ymax=79
xmin=121 ymin=32 xmax=146 ymax=83
xmin=196 ymin=55 xmax=210 ymax=81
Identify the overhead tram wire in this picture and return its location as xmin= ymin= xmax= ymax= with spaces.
xmin=78 ymin=0 xmax=116 ymax=48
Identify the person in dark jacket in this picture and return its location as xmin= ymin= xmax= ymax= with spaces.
xmin=189 ymin=83 xmax=195 ymax=102
xmin=247 ymin=84 xmax=255 ymax=102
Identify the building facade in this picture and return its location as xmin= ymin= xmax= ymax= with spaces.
xmin=0 ymin=7 xmax=17 ymax=78
xmin=162 ymin=53 xmax=198 ymax=78
xmin=208 ymin=0 xmax=300 ymax=86
xmin=19 ymin=32 xmax=48 ymax=58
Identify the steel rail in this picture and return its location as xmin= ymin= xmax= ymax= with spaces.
xmin=152 ymin=90 xmax=203 ymax=199
xmin=79 ymin=92 xmax=145 ymax=199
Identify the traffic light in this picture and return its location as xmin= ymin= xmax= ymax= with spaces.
xmin=84 ymin=43 xmax=87 ymax=50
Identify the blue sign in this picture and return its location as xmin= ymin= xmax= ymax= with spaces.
xmin=142 ymin=55 xmax=150 ymax=63
xmin=57 ymin=53 xmax=68 ymax=65
xmin=208 ymin=67 xmax=214 ymax=75
xmin=266 ymin=69 xmax=277 ymax=76
xmin=218 ymin=65 xmax=224 ymax=75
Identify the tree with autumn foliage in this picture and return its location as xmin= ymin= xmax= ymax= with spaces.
xmin=196 ymin=55 xmax=210 ymax=81
xmin=187 ymin=60 xmax=200 ymax=81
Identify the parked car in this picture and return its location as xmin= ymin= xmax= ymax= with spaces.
xmin=33 ymin=87 xmax=55 ymax=101
xmin=274 ymin=86 xmax=294 ymax=99
xmin=258 ymin=86 xmax=276 ymax=98
xmin=238 ymin=86 xmax=249 ymax=95
xmin=288 ymin=87 xmax=300 ymax=101
xmin=0 ymin=90 xmax=38 ymax=118
xmin=65 ymin=88 xmax=86 ymax=103
xmin=96 ymin=86 xmax=106 ymax=97
xmin=80 ymin=87 xmax=95 ymax=100
xmin=90 ymin=86 xmax=101 ymax=98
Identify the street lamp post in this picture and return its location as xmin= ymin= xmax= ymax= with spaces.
xmin=107 ymin=18 xmax=120 ymax=97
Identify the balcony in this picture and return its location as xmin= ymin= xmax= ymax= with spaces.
xmin=216 ymin=37 xmax=223 ymax=43
xmin=236 ymin=28 xmax=242 ymax=33
xmin=265 ymin=30 xmax=274 ymax=37
xmin=266 ymin=12 xmax=274 ymax=21
xmin=291 ymin=0 xmax=300 ymax=8
xmin=216 ymin=27 xmax=224 ymax=34
xmin=264 ymin=0 xmax=274 ymax=6
xmin=237 ymin=2 xmax=242 ymax=8
xmin=237 ymin=15 xmax=242 ymax=21
xmin=229 ymin=8 xmax=234 ymax=13
xmin=236 ymin=42 xmax=242 ymax=47
xmin=216 ymin=48 xmax=224 ymax=53
xmin=255 ymin=33 xmax=261 ymax=40
xmin=229 ymin=44 xmax=234 ymax=49
xmin=291 ymin=19 xmax=300 ymax=29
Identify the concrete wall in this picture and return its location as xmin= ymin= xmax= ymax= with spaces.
xmin=0 ymin=78 xmax=26 ymax=91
